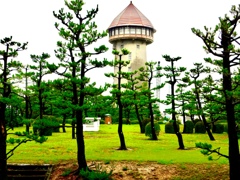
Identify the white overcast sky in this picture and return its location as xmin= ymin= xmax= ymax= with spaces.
xmin=0 ymin=0 xmax=240 ymax=111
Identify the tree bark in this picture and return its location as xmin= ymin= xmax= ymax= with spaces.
xmin=149 ymin=101 xmax=157 ymax=140
xmin=132 ymin=79 xmax=144 ymax=133
xmin=182 ymin=106 xmax=187 ymax=133
xmin=117 ymin=54 xmax=127 ymax=150
xmin=195 ymin=88 xmax=215 ymax=141
xmin=171 ymin=84 xmax=184 ymax=149
xmin=117 ymin=100 xmax=127 ymax=150
xmin=76 ymin=57 xmax=88 ymax=170
xmin=72 ymin=122 xmax=76 ymax=139
xmin=0 ymin=48 xmax=12 ymax=179
xmin=170 ymin=59 xmax=184 ymax=149
xmin=0 ymin=103 xmax=7 ymax=180
xmin=221 ymin=29 xmax=240 ymax=179
xmin=76 ymin=110 xmax=87 ymax=170
xmin=148 ymin=66 xmax=157 ymax=140
xmin=134 ymin=103 xmax=144 ymax=133
xmin=62 ymin=114 xmax=66 ymax=133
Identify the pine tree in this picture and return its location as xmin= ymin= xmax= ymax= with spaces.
xmin=192 ymin=4 xmax=240 ymax=178
xmin=162 ymin=55 xmax=185 ymax=149
xmin=138 ymin=62 xmax=164 ymax=140
xmin=0 ymin=37 xmax=27 ymax=179
xmin=53 ymin=0 xmax=108 ymax=171
xmin=105 ymin=48 xmax=130 ymax=150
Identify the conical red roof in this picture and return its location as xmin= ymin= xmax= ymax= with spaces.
xmin=108 ymin=1 xmax=155 ymax=30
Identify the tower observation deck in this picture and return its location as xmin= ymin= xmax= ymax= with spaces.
xmin=108 ymin=1 xmax=156 ymax=84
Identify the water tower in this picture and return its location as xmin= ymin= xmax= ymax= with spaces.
xmin=108 ymin=1 xmax=156 ymax=84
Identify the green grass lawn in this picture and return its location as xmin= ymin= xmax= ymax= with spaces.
xmin=7 ymin=124 xmax=230 ymax=165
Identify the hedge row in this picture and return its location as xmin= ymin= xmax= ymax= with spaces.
xmin=165 ymin=121 xmax=225 ymax=134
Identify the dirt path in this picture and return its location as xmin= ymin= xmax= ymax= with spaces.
xmin=49 ymin=161 xmax=229 ymax=180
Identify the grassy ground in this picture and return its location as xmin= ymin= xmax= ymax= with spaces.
xmin=7 ymin=124 xmax=230 ymax=165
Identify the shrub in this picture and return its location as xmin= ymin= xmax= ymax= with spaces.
xmin=79 ymin=164 xmax=113 ymax=180
xmin=80 ymin=169 xmax=112 ymax=180
xmin=111 ymin=116 xmax=119 ymax=124
xmin=62 ymin=168 xmax=71 ymax=176
xmin=142 ymin=118 xmax=150 ymax=128
xmin=193 ymin=119 xmax=201 ymax=125
xmin=121 ymin=118 xmax=131 ymax=124
xmin=52 ymin=126 xmax=60 ymax=132
xmin=121 ymin=118 xmax=126 ymax=124
xmin=22 ymin=119 xmax=34 ymax=132
xmin=223 ymin=123 xmax=240 ymax=138
xmin=65 ymin=119 xmax=73 ymax=124
xmin=212 ymin=123 xmax=224 ymax=134
xmin=43 ymin=128 xmax=53 ymax=136
xmin=145 ymin=121 xmax=160 ymax=139
xmin=131 ymin=120 xmax=139 ymax=124
xmin=33 ymin=119 xmax=59 ymax=136
xmin=194 ymin=121 xmax=206 ymax=133
xmin=165 ymin=122 xmax=179 ymax=134
xmin=22 ymin=119 xmax=32 ymax=126
xmin=184 ymin=121 xmax=194 ymax=133
xmin=223 ymin=123 xmax=228 ymax=133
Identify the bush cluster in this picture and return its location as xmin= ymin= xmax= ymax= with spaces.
xmin=193 ymin=119 xmax=201 ymax=125
xmin=66 ymin=119 xmax=73 ymax=124
xmin=145 ymin=121 xmax=160 ymax=139
xmin=33 ymin=119 xmax=60 ymax=136
xmin=236 ymin=124 xmax=240 ymax=139
xmin=142 ymin=118 xmax=150 ymax=129
xmin=212 ymin=123 xmax=224 ymax=134
xmin=184 ymin=121 xmax=194 ymax=133
xmin=131 ymin=120 xmax=139 ymax=124
xmin=194 ymin=121 xmax=206 ymax=133
xmin=165 ymin=121 xmax=179 ymax=134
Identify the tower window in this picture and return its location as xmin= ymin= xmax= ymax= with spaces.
xmin=150 ymin=29 xmax=152 ymax=36
xmin=136 ymin=28 xmax=141 ymax=34
xmin=120 ymin=44 xmax=124 ymax=49
xmin=128 ymin=52 xmax=132 ymax=60
xmin=146 ymin=29 xmax=150 ymax=36
xmin=137 ymin=45 xmax=140 ymax=49
xmin=125 ymin=27 xmax=129 ymax=34
xmin=128 ymin=67 xmax=132 ymax=72
xmin=142 ymin=28 xmax=146 ymax=35
xmin=115 ymin=28 xmax=118 ymax=35
xmin=119 ymin=27 xmax=124 ymax=34
xmin=130 ymin=27 xmax=135 ymax=34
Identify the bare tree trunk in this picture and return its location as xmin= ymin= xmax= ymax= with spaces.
xmin=195 ymin=88 xmax=215 ymax=141
xmin=134 ymin=104 xmax=144 ymax=133
xmin=117 ymin=55 xmax=127 ymax=150
xmin=0 ymin=104 xmax=7 ymax=180
xmin=76 ymin=110 xmax=87 ymax=170
xmin=182 ymin=108 xmax=187 ymax=133
xmin=62 ymin=114 xmax=66 ymax=133
xmin=171 ymin=85 xmax=184 ymax=149
xmin=170 ymin=59 xmax=184 ymax=149
xmin=117 ymin=100 xmax=127 ymax=150
xmin=76 ymin=60 xmax=88 ymax=171
xmin=222 ymin=29 xmax=240 ymax=178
